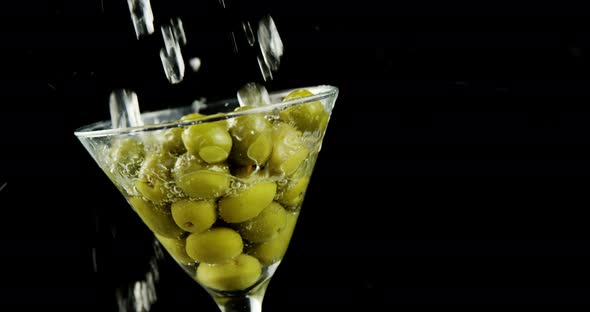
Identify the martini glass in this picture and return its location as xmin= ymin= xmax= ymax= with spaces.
xmin=75 ymin=85 xmax=338 ymax=312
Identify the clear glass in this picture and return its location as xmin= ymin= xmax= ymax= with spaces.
xmin=75 ymin=85 xmax=338 ymax=312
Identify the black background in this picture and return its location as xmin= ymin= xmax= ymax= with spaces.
xmin=2 ymin=0 xmax=590 ymax=309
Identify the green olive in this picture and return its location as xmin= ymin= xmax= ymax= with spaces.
xmin=138 ymin=153 xmax=175 ymax=181
xmin=250 ymin=212 xmax=298 ymax=265
xmin=283 ymin=89 xmax=313 ymax=101
xmin=230 ymin=165 xmax=271 ymax=182
xmin=218 ymin=181 xmax=277 ymax=223
xmin=181 ymin=113 xmax=205 ymax=121
xmin=128 ymin=197 xmax=184 ymax=238
xmin=229 ymin=107 xmax=273 ymax=166
xmin=172 ymin=152 xmax=231 ymax=181
xmin=161 ymin=127 xmax=186 ymax=155
xmin=277 ymin=176 xmax=310 ymax=208
xmin=280 ymin=89 xmax=329 ymax=133
xmin=196 ymin=254 xmax=261 ymax=291
xmin=171 ymin=200 xmax=216 ymax=233
xmin=182 ymin=114 xmax=232 ymax=164
xmin=109 ymin=138 xmax=145 ymax=177
xmin=155 ymin=233 xmax=194 ymax=265
xmin=135 ymin=180 xmax=168 ymax=203
xmin=185 ymin=227 xmax=243 ymax=264
xmin=239 ymin=202 xmax=288 ymax=243
xmin=173 ymin=153 xmax=207 ymax=180
xmin=135 ymin=153 xmax=176 ymax=203
xmin=176 ymin=169 xmax=231 ymax=200
xmin=268 ymin=123 xmax=309 ymax=176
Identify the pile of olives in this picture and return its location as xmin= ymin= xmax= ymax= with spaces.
xmin=105 ymin=89 xmax=329 ymax=292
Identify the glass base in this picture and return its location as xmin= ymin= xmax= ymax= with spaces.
xmin=208 ymin=278 xmax=271 ymax=312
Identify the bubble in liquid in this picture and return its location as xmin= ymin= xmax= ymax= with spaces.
xmin=127 ymin=0 xmax=155 ymax=38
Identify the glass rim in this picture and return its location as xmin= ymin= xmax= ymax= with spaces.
xmin=74 ymin=85 xmax=338 ymax=139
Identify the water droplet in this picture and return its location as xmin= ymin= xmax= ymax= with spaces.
xmin=91 ymin=247 xmax=98 ymax=272
xmin=257 ymin=55 xmax=273 ymax=81
xmin=126 ymin=0 xmax=155 ymax=38
xmin=192 ymin=98 xmax=208 ymax=112
xmin=171 ymin=17 xmax=187 ymax=46
xmin=257 ymin=15 xmax=283 ymax=71
xmin=110 ymin=224 xmax=117 ymax=238
xmin=242 ymin=21 xmax=255 ymax=46
xmin=160 ymin=47 xmax=185 ymax=84
xmin=161 ymin=24 xmax=176 ymax=55
xmin=229 ymin=31 xmax=239 ymax=53
xmin=237 ymin=82 xmax=270 ymax=107
xmin=161 ymin=22 xmax=186 ymax=84
xmin=109 ymin=89 xmax=143 ymax=128
xmin=189 ymin=57 xmax=201 ymax=72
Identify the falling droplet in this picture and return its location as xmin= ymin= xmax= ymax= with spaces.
xmin=192 ymin=98 xmax=208 ymax=112
xmin=189 ymin=57 xmax=202 ymax=72
xmin=126 ymin=0 xmax=155 ymax=38
xmin=110 ymin=224 xmax=117 ymax=238
xmin=160 ymin=22 xmax=186 ymax=84
xmin=237 ymin=82 xmax=271 ymax=107
xmin=171 ymin=17 xmax=187 ymax=46
xmin=133 ymin=281 xmax=144 ymax=311
xmin=115 ymin=291 xmax=127 ymax=312
xmin=91 ymin=247 xmax=98 ymax=272
xmin=145 ymin=272 xmax=158 ymax=303
xmin=229 ymin=31 xmax=239 ymax=53
xmin=257 ymin=15 xmax=283 ymax=71
xmin=242 ymin=21 xmax=255 ymax=46
xmin=257 ymin=55 xmax=273 ymax=81
xmin=109 ymin=89 xmax=143 ymax=128
xmin=160 ymin=48 xmax=185 ymax=84
xmin=161 ymin=24 xmax=176 ymax=55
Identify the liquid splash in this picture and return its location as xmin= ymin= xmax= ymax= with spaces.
xmin=237 ymin=82 xmax=270 ymax=107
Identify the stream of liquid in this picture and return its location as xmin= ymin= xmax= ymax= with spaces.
xmin=110 ymin=2 xmax=289 ymax=311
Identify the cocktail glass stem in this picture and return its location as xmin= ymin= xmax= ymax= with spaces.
xmin=208 ymin=279 xmax=270 ymax=312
